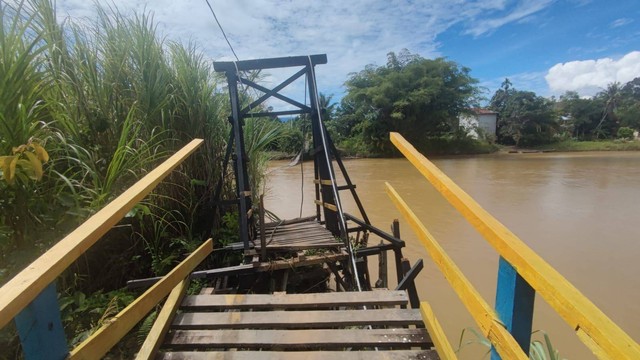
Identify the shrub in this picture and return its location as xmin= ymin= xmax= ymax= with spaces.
xmin=617 ymin=127 xmax=634 ymax=140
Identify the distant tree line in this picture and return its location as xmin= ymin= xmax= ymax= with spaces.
xmin=271 ymin=51 xmax=640 ymax=155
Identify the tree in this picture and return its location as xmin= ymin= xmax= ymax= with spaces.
xmin=490 ymin=79 xmax=557 ymax=146
xmin=337 ymin=50 xmax=480 ymax=154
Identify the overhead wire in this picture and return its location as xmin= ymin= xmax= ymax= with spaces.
xmin=204 ymin=0 xmax=240 ymax=61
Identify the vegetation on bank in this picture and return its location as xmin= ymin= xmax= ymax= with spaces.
xmin=0 ymin=1 xmax=279 ymax=356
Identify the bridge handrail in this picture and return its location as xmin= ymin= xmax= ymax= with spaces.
xmin=388 ymin=132 xmax=640 ymax=359
xmin=0 ymin=138 xmax=204 ymax=329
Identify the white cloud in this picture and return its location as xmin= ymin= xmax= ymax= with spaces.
xmin=49 ymin=0 xmax=555 ymax=105
xmin=610 ymin=18 xmax=633 ymax=28
xmin=545 ymin=51 xmax=640 ymax=96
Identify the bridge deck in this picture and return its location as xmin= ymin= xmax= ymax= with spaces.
xmin=156 ymin=290 xmax=438 ymax=359
xmin=255 ymin=218 xmax=342 ymax=252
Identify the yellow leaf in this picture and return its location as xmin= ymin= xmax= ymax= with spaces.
xmin=32 ymin=143 xmax=49 ymax=162
xmin=24 ymin=151 xmax=43 ymax=180
xmin=8 ymin=155 xmax=18 ymax=185
xmin=0 ymin=156 xmax=12 ymax=180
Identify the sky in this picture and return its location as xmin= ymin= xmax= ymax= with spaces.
xmin=55 ymin=0 xmax=640 ymax=105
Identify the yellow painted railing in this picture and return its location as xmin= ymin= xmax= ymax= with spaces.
xmin=387 ymin=132 xmax=640 ymax=360
xmin=0 ymin=139 xmax=205 ymax=358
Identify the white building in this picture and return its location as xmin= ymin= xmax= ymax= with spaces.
xmin=459 ymin=108 xmax=497 ymax=139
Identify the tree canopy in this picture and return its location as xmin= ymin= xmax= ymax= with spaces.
xmin=337 ymin=50 xmax=480 ymax=153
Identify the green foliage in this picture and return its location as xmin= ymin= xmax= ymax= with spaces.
xmin=457 ymin=327 xmax=566 ymax=360
xmin=338 ymin=50 xmax=480 ymax=155
xmin=490 ymin=79 xmax=558 ymax=146
xmin=617 ymin=127 xmax=634 ymax=140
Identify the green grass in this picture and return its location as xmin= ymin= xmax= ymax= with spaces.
xmin=528 ymin=139 xmax=640 ymax=152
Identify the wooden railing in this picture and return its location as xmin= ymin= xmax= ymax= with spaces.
xmin=386 ymin=132 xmax=640 ymax=360
xmin=0 ymin=139 xmax=208 ymax=359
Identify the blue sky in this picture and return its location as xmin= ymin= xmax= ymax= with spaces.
xmin=56 ymin=0 xmax=640 ymax=105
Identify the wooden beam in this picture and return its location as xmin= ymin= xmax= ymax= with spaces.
xmin=136 ymin=279 xmax=189 ymax=360
xmin=314 ymin=200 xmax=337 ymax=212
xmin=313 ymin=179 xmax=333 ymax=186
xmin=173 ymin=309 xmax=423 ymax=329
xmin=159 ymin=350 xmax=439 ymax=360
xmin=420 ymin=302 xmax=457 ymax=360
xmin=181 ymin=290 xmax=409 ymax=311
xmin=69 ymin=239 xmax=213 ymax=359
xmin=213 ymin=54 xmax=328 ymax=72
xmin=390 ymin=132 xmax=640 ymax=360
xmin=385 ymin=183 xmax=528 ymax=360
xmin=0 ymin=139 xmax=203 ymax=330
xmin=165 ymin=328 xmax=431 ymax=349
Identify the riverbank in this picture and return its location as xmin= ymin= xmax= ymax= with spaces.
xmin=523 ymin=139 xmax=640 ymax=152
xmin=270 ymin=139 xmax=640 ymax=160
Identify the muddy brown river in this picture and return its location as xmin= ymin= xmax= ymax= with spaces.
xmin=265 ymin=152 xmax=640 ymax=359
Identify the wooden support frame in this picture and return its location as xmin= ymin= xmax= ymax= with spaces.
xmin=390 ymin=132 xmax=640 ymax=359
xmin=420 ymin=302 xmax=458 ymax=360
xmin=136 ymin=279 xmax=189 ymax=360
xmin=0 ymin=139 xmax=203 ymax=330
xmin=396 ymin=259 xmax=423 ymax=309
xmin=69 ymin=239 xmax=213 ymax=359
xmin=386 ymin=183 xmax=528 ymax=360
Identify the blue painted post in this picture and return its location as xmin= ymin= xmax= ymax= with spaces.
xmin=491 ymin=256 xmax=535 ymax=360
xmin=14 ymin=282 xmax=68 ymax=360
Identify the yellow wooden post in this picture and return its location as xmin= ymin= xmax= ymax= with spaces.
xmin=68 ymin=239 xmax=213 ymax=360
xmin=0 ymin=139 xmax=203 ymax=330
xmin=389 ymin=132 xmax=640 ymax=359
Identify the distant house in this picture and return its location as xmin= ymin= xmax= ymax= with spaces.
xmin=459 ymin=108 xmax=497 ymax=139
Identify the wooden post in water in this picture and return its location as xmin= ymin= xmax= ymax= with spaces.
xmin=392 ymin=219 xmax=404 ymax=285
xmin=377 ymin=240 xmax=388 ymax=288
xmin=491 ymin=256 xmax=535 ymax=359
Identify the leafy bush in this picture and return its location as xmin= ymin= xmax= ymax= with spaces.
xmin=617 ymin=126 xmax=634 ymax=140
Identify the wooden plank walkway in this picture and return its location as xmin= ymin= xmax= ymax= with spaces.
xmin=156 ymin=290 xmax=438 ymax=359
xmin=256 ymin=219 xmax=343 ymax=251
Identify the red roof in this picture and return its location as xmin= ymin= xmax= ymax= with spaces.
xmin=472 ymin=108 xmax=497 ymax=115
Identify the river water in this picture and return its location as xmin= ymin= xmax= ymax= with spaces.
xmin=264 ymin=152 xmax=640 ymax=359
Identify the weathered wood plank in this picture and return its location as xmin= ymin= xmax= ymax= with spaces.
xmin=159 ymin=350 xmax=439 ymax=360
xmin=0 ymin=139 xmax=203 ymax=329
xmin=386 ymin=183 xmax=528 ymax=360
xmin=420 ymin=302 xmax=457 ymax=360
xmin=173 ymin=309 xmax=422 ymax=329
xmin=390 ymin=131 xmax=640 ymax=360
xmin=165 ymin=328 xmax=431 ymax=349
xmin=136 ymin=279 xmax=188 ymax=360
xmin=69 ymin=239 xmax=213 ymax=360
xmin=181 ymin=290 xmax=408 ymax=310
xmin=314 ymin=200 xmax=338 ymax=212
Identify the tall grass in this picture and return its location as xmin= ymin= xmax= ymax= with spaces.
xmin=0 ymin=1 xmax=287 ymax=354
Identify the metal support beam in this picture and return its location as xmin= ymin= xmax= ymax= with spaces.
xmin=214 ymin=54 xmax=327 ymax=72
xmin=226 ymin=71 xmax=252 ymax=251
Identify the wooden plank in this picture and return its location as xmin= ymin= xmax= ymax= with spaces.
xmin=314 ymin=200 xmax=338 ymax=212
xmin=165 ymin=328 xmax=431 ymax=349
xmin=0 ymin=139 xmax=204 ymax=329
xmin=313 ymin=179 xmax=333 ymax=185
xmin=385 ymin=183 xmax=528 ymax=360
xmin=257 ymin=251 xmax=348 ymax=272
xmin=136 ymin=279 xmax=189 ymax=360
xmin=420 ymin=302 xmax=457 ymax=360
xmin=159 ymin=350 xmax=439 ymax=360
xmin=173 ymin=309 xmax=423 ymax=329
xmin=181 ymin=290 xmax=408 ymax=310
xmin=69 ymin=239 xmax=213 ymax=360
xmin=390 ymin=131 xmax=640 ymax=360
